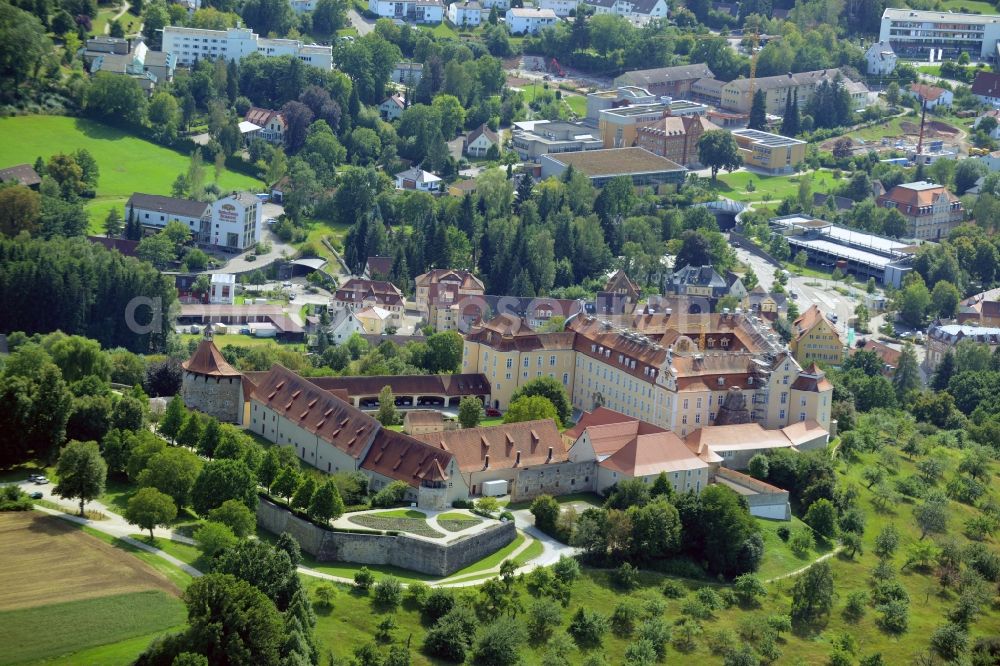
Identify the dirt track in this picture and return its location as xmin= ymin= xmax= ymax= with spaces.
xmin=0 ymin=512 xmax=179 ymax=611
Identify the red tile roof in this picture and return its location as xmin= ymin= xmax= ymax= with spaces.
xmin=182 ymin=336 xmax=242 ymax=377
xmin=308 ymin=374 xmax=490 ymax=398
xmin=413 ymin=419 xmax=565 ymax=474
xmin=361 ymin=429 xmax=454 ymax=486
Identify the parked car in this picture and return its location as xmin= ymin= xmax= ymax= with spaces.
xmin=34 ymin=476 xmax=48 ymax=485
xmin=27 ymin=474 xmax=40 ymax=482
xmin=29 ymin=491 xmax=42 ymax=500
xmin=485 ymin=408 xmax=501 ymax=417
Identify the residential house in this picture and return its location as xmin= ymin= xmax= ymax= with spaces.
xmin=394 ymin=167 xmax=442 ymax=192
xmin=415 ymin=268 xmax=486 ymax=316
xmin=364 ymin=256 xmax=394 ymax=280
xmin=332 ymin=278 xmax=404 ymax=323
xmin=538 ymin=147 xmax=687 ymax=189
xmin=0 ymin=164 xmax=41 ymax=189
xmin=538 ymin=0 xmax=578 ymax=16
xmin=162 ymin=26 xmax=333 ymax=70
xmin=851 ymin=338 xmax=901 ymax=377
xmin=972 ymin=71 xmax=1000 ymax=106
xmin=974 ymin=109 xmax=1000 ymax=139
xmin=83 ymin=38 xmax=175 ymax=92
xmin=511 ymin=120 xmax=603 ymax=160
xmin=330 ymin=308 xmax=366 ymax=343
xmin=402 ymin=410 xmax=449 ymax=435
xmin=876 ymin=180 xmax=963 ymax=241
xmin=636 ymin=114 xmax=719 ymax=167
xmin=368 ymin=0 xmax=445 ymax=22
xmin=909 ymin=83 xmax=952 ymax=109
xmin=245 ymin=107 xmax=286 ymax=145
xmin=865 ymin=40 xmax=897 ymax=75
xmin=379 ymin=94 xmax=406 ymax=121
xmin=666 ymin=265 xmax=731 ymax=304
xmin=464 ymin=123 xmax=499 ymax=158
xmin=730 ymin=128 xmax=807 ymax=174
xmin=480 ymin=0 xmax=508 ymax=7
xmin=925 ymin=322 xmax=1000 ymax=372
xmin=413 ymin=420 xmax=590 ymax=500
xmin=355 ymin=305 xmax=393 ymax=334
xmin=957 ymin=286 xmax=1000 ymax=326
xmin=594 ymin=270 xmax=640 ymax=316
xmin=448 ymin=0 xmax=482 ymax=26
xmin=613 ymin=64 xmax=714 ymax=99
xmin=747 ymin=285 xmax=787 ymax=318
xmin=789 ymin=305 xmax=843 ymax=365
xmin=582 ymin=0 xmax=668 ymax=22
xmin=392 ymin=61 xmax=423 ymax=86
xmin=505 ymin=7 xmax=558 ymax=34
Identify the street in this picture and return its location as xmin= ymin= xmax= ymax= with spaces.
xmin=347 ymin=8 xmax=375 ymax=35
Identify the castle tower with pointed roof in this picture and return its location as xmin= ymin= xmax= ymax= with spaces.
xmin=181 ymin=325 xmax=247 ymax=423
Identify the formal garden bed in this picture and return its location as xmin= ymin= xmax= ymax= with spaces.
xmin=436 ymin=511 xmax=482 ymax=532
xmin=347 ymin=513 xmax=445 ymax=539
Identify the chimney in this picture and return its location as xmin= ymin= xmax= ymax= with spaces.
xmin=484 ymin=454 xmax=489 ymax=469
xmin=546 ymin=447 xmax=553 ymax=462
xmin=515 ymin=450 xmax=521 ymax=467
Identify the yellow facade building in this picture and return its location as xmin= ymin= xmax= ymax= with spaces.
xmin=789 ymin=304 xmax=844 ymax=365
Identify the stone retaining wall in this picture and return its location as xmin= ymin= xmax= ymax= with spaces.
xmin=257 ymin=498 xmax=517 ymax=577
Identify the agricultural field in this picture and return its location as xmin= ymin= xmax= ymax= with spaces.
xmin=0 ymin=512 xmax=184 ymax=665
xmin=0 ymin=116 xmax=263 ymax=235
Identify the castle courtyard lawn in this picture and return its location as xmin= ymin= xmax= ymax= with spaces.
xmin=0 ymin=116 xmax=263 ymax=235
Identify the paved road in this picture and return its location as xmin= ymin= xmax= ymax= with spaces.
xmin=348 ymin=8 xmax=376 ymax=35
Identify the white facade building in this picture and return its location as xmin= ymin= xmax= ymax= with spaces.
xmin=126 ymin=192 xmax=262 ymax=250
xmin=448 ymin=0 xmax=482 ymax=26
xmin=379 ymin=94 xmax=406 ymax=121
xmin=879 ymin=8 xmax=1000 ymax=60
xmin=209 ymin=193 xmax=263 ymax=250
xmin=161 ymin=26 xmax=333 ymax=70
xmin=395 ymin=167 xmax=442 ymax=192
xmin=583 ymin=0 xmax=668 ymax=23
xmin=480 ymin=0 xmax=509 ymax=7
xmin=209 ymin=274 xmax=236 ymax=304
xmin=505 ymin=7 xmax=558 ymax=34
xmin=865 ymin=40 xmax=897 ymax=76
xmin=538 ymin=0 xmax=578 ymax=17
xmin=368 ymin=0 xmax=445 ymax=23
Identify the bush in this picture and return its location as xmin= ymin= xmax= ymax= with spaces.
xmin=354 ymin=567 xmax=375 ymax=591
xmin=0 ymin=485 xmax=33 ymax=511
xmin=613 ymin=562 xmax=639 ymax=590
xmin=476 ymin=496 xmax=500 ymax=514
xmin=452 ymin=499 xmax=474 ymax=509
xmin=695 ymin=587 xmax=724 ymax=611
xmin=567 ymin=608 xmax=607 ymax=648
xmin=776 ymin=525 xmax=790 ymax=541
xmin=789 ymin=528 xmax=815 ymax=557
xmin=610 ymin=600 xmax=641 ymax=637
xmin=207 ymin=499 xmax=255 ymax=538
xmin=553 ymin=555 xmax=581 ymax=584
xmin=313 ymin=583 xmax=336 ymax=610
xmin=193 ymin=521 xmax=237 ymax=558
xmin=422 ymin=589 xmax=455 ymax=623
xmin=405 ymin=581 xmax=429 ymax=608
xmin=371 ymin=481 xmax=409 ymax=508
xmin=661 ymin=580 xmax=688 ymax=599
xmin=877 ymin=599 xmax=909 ymax=634
xmin=843 ymin=591 xmax=867 ymax=622
xmin=472 ymin=618 xmax=526 ymax=666
xmin=527 ymin=598 xmax=564 ymax=641
xmin=373 ymin=576 xmax=402 ymax=610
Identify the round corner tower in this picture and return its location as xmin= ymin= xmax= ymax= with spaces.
xmin=181 ymin=325 xmax=244 ymax=423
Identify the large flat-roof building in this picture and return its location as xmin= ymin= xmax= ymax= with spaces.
xmin=731 ymin=129 xmax=807 ymax=174
xmin=539 ymin=147 xmax=687 ymax=189
xmin=770 ymin=214 xmax=915 ymax=287
xmin=613 ymin=63 xmax=715 ymax=99
xmin=598 ymin=102 xmax=669 ymax=148
xmin=161 ymin=26 xmax=333 ymax=69
xmin=721 ymin=69 xmax=868 ymax=115
xmin=512 ymin=120 xmax=603 ymax=160
xmin=879 ymin=8 xmax=1000 ymax=60
xmin=126 ymin=191 xmax=262 ymax=250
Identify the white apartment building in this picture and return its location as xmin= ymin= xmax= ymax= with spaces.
xmin=584 ymin=0 xmax=668 ymax=23
xmin=538 ymin=0 xmax=578 ymax=17
xmin=209 ymin=274 xmax=236 ymax=304
xmin=126 ymin=192 xmax=263 ymax=250
xmin=865 ymin=40 xmax=897 ymax=76
xmin=505 ymin=7 xmax=558 ymax=34
xmin=161 ymin=26 xmax=333 ymax=70
xmin=368 ymin=0 xmax=445 ymax=23
xmin=448 ymin=0 xmax=482 ymax=26
xmin=879 ymin=8 xmax=1000 ymax=60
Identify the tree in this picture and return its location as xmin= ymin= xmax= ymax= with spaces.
xmin=272 ymin=466 xmax=301 ymax=506
xmin=931 ymin=622 xmax=968 ymax=661
xmin=423 ymin=331 xmax=463 ymax=373
xmin=457 ymin=396 xmax=483 ymax=429
xmin=748 ymin=89 xmax=767 ymax=130
xmin=748 ymin=454 xmax=769 ymax=480
xmin=528 ymin=598 xmax=563 ymax=641
xmin=733 ymin=573 xmax=766 ymax=607
xmin=199 ymin=417 xmax=221 ymax=459
xmin=376 ymin=385 xmax=397 ymax=426
xmin=567 ymin=608 xmax=607 ymax=648
xmin=208 ymin=499 xmax=256 ymax=537
xmin=473 ymin=618 xmax=526 ymax=666
xmin=781 ymin=90 xmax=800 ymax=137
xmin=504 ymin=395 xmax=559 ymax=426
xmin=137 ymin=233 xmax=175 ymax=269
xmin=931 ymin=280 xmax=961 ymax=319
xmin=191 ymin=458 xmax=258 ymax=515
xmin=138 ymin=447 xmax=202 ymax=509
xmin=126 ymin=487 xmax=177 ymax=539
xmin=804 ymin=498 xmax=837 ymax=538
xmin=896 ymin=273 xmax=931 ymax=327
xmin=892 ymin=343 xmax=921 ymax=400
xmin=0 ymin=185 xmax=40 ymax=237
xmin=291 ymin=476 xmax=316 ymax=512
xmin=790 ymin=561 xmax=834 ymax=628
xmin=955 ymin=159 xmax=987 ymax=195
xmin=54 ymin=440 xmax=107 ymax=516
xmin=698 ymin=130 xmax=743 ymax=180
xmin=85 ymin=73 xmax=147 ymax=125
xmin=307 ymin=479 xmax=344 ymax=523
xmin=914 ymin=492 xmax=948 ymax=539
xmin=311 ymin=0 xmax=346 ymax=34
xmin=176 ymin=412 xmax=204 ymax=450
xmin=873 ymin=523 xmax=900 ymax=560
xmin=510 ymin=376 xmax=572 ymax=425
xmin=195 ymin=521 xmax=238 ymax=557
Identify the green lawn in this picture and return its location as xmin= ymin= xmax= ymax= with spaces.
xmin=441 ymin=533 xmax=526 ymax=579
xmin=710 ymin=170 xmax=841 ymax=204
xmin=81 ymin=526 xmax=194 ymax=590
xmin=430 ymin=22 xmax=458 ymax=39
xmin=299 ymin=221 xmax=350 ymax=261
xmin=348 ymin=513 xmax=445 ymax=538
xmin=377 ymin=509 xmax=427 ymax=519
xmin=754 ymin=516 xmax=834 ymax=581
xmin=507 ymin=491 xmax=603 ymax=511
xmin=937 ymin=0 xmax=996 ymax=12
xmin=850 ymin=115 xmax=913 ymax=143
xmin=511 ymin=536 xmax=544 ymax=565
xmin=181 ymin=333 xmax=306 ymax=350
xmin=0 ymin=116 xmax=263 ymax=235
xmin=131 ymin=535 xmax=212 ymax=573
xmin=0 ymin=591 xmax=185 ymax=665
xmin=563 ymin=94 xmax=587 ymax=118
xmin=31 ymin=628 xmax=180 ymax=666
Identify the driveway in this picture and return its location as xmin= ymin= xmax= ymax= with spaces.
xmin=348 ymin=8 xmax=375 ymax=35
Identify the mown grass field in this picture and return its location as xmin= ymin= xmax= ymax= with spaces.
xmin=0 ymin=116 xmax=262 ymax=235
xmin=937 ymin=0 xmax=997 ymax=13
xmin=0 ymin=591 xmax=185 ymax=666
xmin=709 ymin=169 xmax=841 ymax=203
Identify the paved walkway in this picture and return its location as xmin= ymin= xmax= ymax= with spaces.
xmin=765 ymin=547 xmax=843 ymax=583
xmin=103 ymin=1 xmax=130 ymax=35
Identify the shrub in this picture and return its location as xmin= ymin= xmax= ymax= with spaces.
xmin=471 ymin=618 xmax=525 ymax=666
xmin=567 ymin=608 xmax=607 ymax=648
xmin=313 ymin=583 xmax=336 ymax=610
xmin=877 ymin=599 xmax=909 ymax=634
xmin=371 ymin=481 xmax=409 ymax=508
xmin=553 ymin=556 xmax=581 ymax=584
xmin=452 ymin=499 xmax=474 ymax=509
xmin=776 ymin=526 xmax=791 ymax=541
xmin=613 ymin=562 xmax=639 ymax=590
xmin=843 ymin=591 xmax=867 ymax=622
xmin=476 ymin=496 xmax=500 ymax=515
xmin=422 ymin=589 xmax=455 ymax=623
xmin=706 ymin=628 xmax=737 ymax=656
xmin=767 ymin=614 xmax=792 ymax=636
xmin=405 ymin=581 xmax=429 ymax=608
xmin=499 ymin=510 xmax=515 ymax=522
xmin=610 ymin=600 xmax=641 ymax=637
xmin=354 ymin=567 xmax=375 ymax=591
xmin=207 ymin=499 xmax=256 ymax=538
xmin=194 ymin=521 xmax=237 ymax=558
xmin=733 ymin=574 xmax=766 ymax=607
xmin=661 ymin=580 xmax=687 ymax=599
xmin=696 ymin=587 xmax=724 ymax=611
xmin=527 ymin=598 xmax=564 ymax=641
xmin=636 ymin=617 xmax=671 ymax=661
xmin=0 ymin=485 xmax=33 ymax=511
xmin=789 ymin=528 xmax=815 ymax=557
xmin=373 ymin=576 xmax=402 ymax=610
